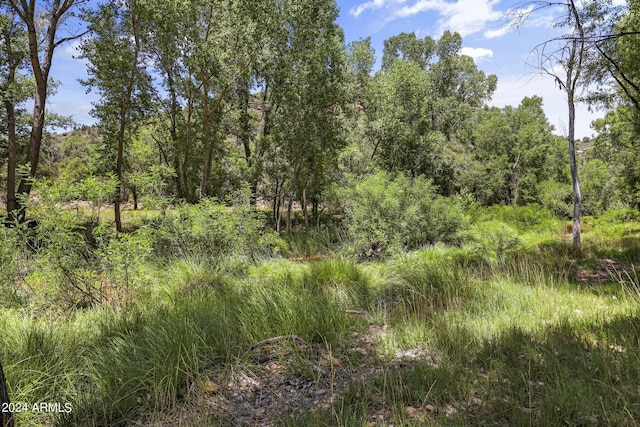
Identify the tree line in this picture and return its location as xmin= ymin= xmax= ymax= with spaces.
xmin=1 ymin=0 xmax=640 ymax=236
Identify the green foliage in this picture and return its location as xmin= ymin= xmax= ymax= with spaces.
xmin=539 ymin=180 xmax=573 ymax=218
xmin=340 ymin=171 xmax=468 ymax=256
xmin=466 ymin=220 xmax=526 ymax=261
xmin=147 ymin=197 xmax=283 ymax=260
xmin=94 ymin=225 xmax=153 ymax=299
xmin=78 ymin=174 xmax=118 ymax=222
xmin=458 ymin=97 xmax=569 ymax=207
xmin=595 ymin=206 xmax=640 ymax=224
xmin=0 ymin=225 xmax=30 ymax=307
xmin=581 ymin=158 xmax=619 ymax=215
xmin=471 ymin=204 xmax=561 ymax=234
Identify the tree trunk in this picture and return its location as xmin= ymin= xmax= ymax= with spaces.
xmin=2 ymin=17 xmax=20 ymax=220
xmin=568 ymin=84 xmax=582 ymax=247
xmin=15 ymin=84 xmax=47 ymax=222
xmin=132 ymin=187 xmax=138 ymax=210
xmin=9 ymin=0 xmax=77 ymax=223
xmin=199 ymin=63 xmax=213 ymax=199
xmin=238 ymin=82 xmax=256 ymax=205
xmin=114 ymin=9 xmax=141 ymax=233
xmin=4 ymin=97 xmax=18 ymax=220
xmin=183 ymin=95 xmax=194 ymax=202
xmin=566 ymin=31 xmax=582 ymax=248
xmin=0 ymin=360 xmax=14 ymax=427
xmin=286 ymin=197 xmax=293 ymax=231
xmin=165 ymin=68 xmax=184 ymax=200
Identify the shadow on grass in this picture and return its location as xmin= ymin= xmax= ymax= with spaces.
xmin=304 ymin=313 xmax=640 ymax=426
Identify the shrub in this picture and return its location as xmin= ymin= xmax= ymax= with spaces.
xmin=539 ymin=180 xmax=572 ymax=218
xmin=0 ymin=225 xmax=32 ymax=307
xmin=594 ymin=207 xmax=640 ymax=225
xmin=146 ymin=197 xmax=283 ymax=261
xmin=339 ymin=171 xmax=468 ymax=257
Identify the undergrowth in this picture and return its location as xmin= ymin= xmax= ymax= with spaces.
xmin=1 ymin=204 xmax=640 ymax=426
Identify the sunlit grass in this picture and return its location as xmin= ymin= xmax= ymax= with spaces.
xmin=2 ymin=206 xmax=640 ymax=425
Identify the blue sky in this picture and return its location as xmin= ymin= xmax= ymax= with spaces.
xmin=48 ymin=0 xmax=617 ymax=138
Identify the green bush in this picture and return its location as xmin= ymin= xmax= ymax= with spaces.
xmin=594 ymin=207 xmax=640 ymax=225
xmin=146 ymin=197 xmax=283 ymax=261
xmin=464 ymin=220 xmax=531 ymax=262
xmin=0 ymin=225 xmax=32 ymax=307
xmin=539 ymin=180 xmax=572 ymax=218
xmin=339 ymin=171 xmax=468 ymax=257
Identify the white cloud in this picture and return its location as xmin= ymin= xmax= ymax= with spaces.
xmin=394 ymin=0 xmax=440 ymax=18
xmin=490 ymin=73 xmax=602 ymax=139
xmin=60 ymin=40 xmax=82 ymax=60
xmin=350 ymin=0 xmax=406 ymax=18
xmin=391 ymin=0 xmax=502 ymax=37
xmin=484 ymin=24 xmax=510 ymax=39
xmin=460 ymin=47 xmax=493 ymax=62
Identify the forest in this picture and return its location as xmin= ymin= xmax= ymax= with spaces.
xmin=1 ymin=0 xmax=640 ymax=425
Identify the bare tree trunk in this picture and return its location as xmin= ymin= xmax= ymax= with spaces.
xmin=566 ymin=6 xmax=583 ymax=248
xmin=286 ymin=197 xmax=293 ymax=231
xmin=568 ymin=68 xmax=582 ymax=247
xmin=0 ymin=360 xmax=14 ymax=427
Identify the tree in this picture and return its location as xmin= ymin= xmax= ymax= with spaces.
xmin=381 ymin=32 xmax=435 ymax=71
xmin=2 ymin=0 xmax=86 ymax=222
xmin=80 ymin=0 xmax=152 ymax=232
xmin=0 ymin=10 xmax=29 ymax=220
xmin=517 ymin=0 xmax=589 ymax=247
xmin=459 ymin=97 xmax=567 ymax=206
xmin=365 ymin=31 xmax=496 ymax=194
xmin=591 ymin=106 xmax=640 ymax=208
xmin=259 ymin=0 xmax=346 ymax=230
xmin=577 ymin=0 xmax=638 ymax=109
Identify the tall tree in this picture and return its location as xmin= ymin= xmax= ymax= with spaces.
xmin=366 ymin=31 xmax=496 ymax=194
xmin=2 ymin=0 xmax=85 ymax=222
xmin=81 ymin=0 xmax=151 ymax=232
xmin=267 ymin=0 xmax=346 ymax=231
xmin=518 ymin=0 xmax=589 ymax=247
xmin=0 ymin=10 xmax=29 ymax=220
xmin=381 ymin=32 xmax=435 ymax=71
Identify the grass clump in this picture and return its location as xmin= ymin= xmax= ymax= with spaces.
xmin=471 ymin=204 xmax=562 ymax=234
xmin=383 ymin=247 xmax=478 ymax=319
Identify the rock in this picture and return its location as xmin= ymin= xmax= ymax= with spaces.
xmin=406 ymin=406 xmax=418 ymax=416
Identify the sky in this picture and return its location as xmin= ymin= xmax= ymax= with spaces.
xmin=47 ymin=0 xmax=621 ymax=138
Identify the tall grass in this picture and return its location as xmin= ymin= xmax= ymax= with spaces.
xmin=2 ymin=204 xmax=640 ymax=425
